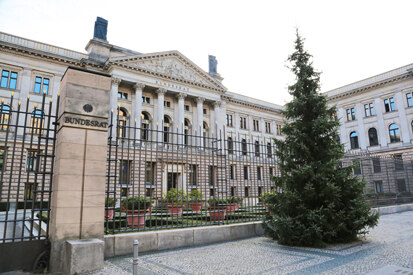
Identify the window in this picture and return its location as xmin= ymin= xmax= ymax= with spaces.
xmin=374 ymin=181 xmax=383 ymax=193
xmin=184 ymin=119 xmax=191 ymax=145
xmin=244 ymin=187 xmax=249 ymax=197
xmin=145 ymin=188 xmax=154 ymax=198
xmin=253 ymin=119 xmax=259 ymax=131
xmin=0 ymin=105 xmax=11 ymax=131
xmin=350 ymin=131 xmax=359 ymax=149
xmin=346 ymin=108 xmax=356 ymax=121
xmin=269 ymin=167 xmax=274 ymax=176
xmin=372 ymin=158 xmax=381 ymax=173
xmin=406 ymin=92 xmax=413 ymax=107
xmin=117 ymin=92 xmax=128 ymax=100
xmin=332 ymin=111 xmax=338 ymax=121
xmin=226 ymin=114 xmax=233 ymax=127
xmin=258 ymin=187 xmax=262 ymax=197
xmin=163 ymin=116 xmax=171 ymax=143
xmin=189 ymin=164 xmax=197 ymax=186
xmin=184 ymin=104 xmax=190 ymax=111
xmin=30 ymin=109 xmax=44 ymax=135
xmin=230 ymin=165 xmax=235 ymax=180
xmin=231 ymin=186 xmax=235 ymax=197
xmin=145 ymin=162 xmax=155 ymax=185
xmin=396 ymin=179 xmax=406 ymax=192
xmin=164 ymin=101 xmax=171 ymax=108
xmin=384 ymin=97 xmax=396 ymax=112
xmin=142 ymin=96 xmax=150 ymax=104
xmin=353 ymin=161 xmax=361 ymax=175
xmin=241 ymin=139 xmax=247 ymax=155
xmin=364 ymin=103 xmax=375 ymax=117
xmin=265 ymin=122 xmax=271 ymax=133
xmin=0 ymin=148 xmax=5 ymax=171
xmin=26 ymin=150 xmax=39 ymax=172
xmin=394 ymin=154 xmax=404 ymax=171
xmin=118 ymin=108 xmax=128 ymax=138
xmin=257 ymin=166 xmax=262 ymax=181
xmin=389 ymin=123 xmax=400 ymax=143
xmin=203 ymin=108 xmax=207 ymax=115
xmin=368 ymin=128 xmax=378 ymax=146
xmin=34 ymin=76 xmax=49 ymax=94
xmin=243 ymin=166 xmax=249 ymax=180
xmin=208 ymin=166 xmax=216 ymax=186
xmin=267 ymin=142 xmax=272 ymax=158
xmin=276 ymin=124 xmax=282 ymax=135
xmin=255 ymin=141 xmax=260 ymax=157
xmin=240 ymin=117 xmax=247 ymax=129
xmin=121 ymin=187 xmax=129 ymax=197
xmin=25 ymin=183 xmax=37 ymax=200
xmin=119 ymin=160 xmax=131 ymax=185
xmin=141 ymin=112 xmax=151 ymax=141
xmin=210 ymin=188 xmax=215 ymax=197
xmin=1 ymin=70 xmax=18 ymax=90
xmin=227 ymin=137 xmax=233 ymax=154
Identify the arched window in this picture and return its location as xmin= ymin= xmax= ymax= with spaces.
xmin=267 ymin=142 xmax=272 ymax=158
xmin=350 ymin=131 xmax=359 ymax=149
xmin=368 ymin=128 xmax=378 ymax=146
xmin=163 ymin=116 xmax=171 ymax=143
xmin=241 ymin=139 xmax=247 ymax=155
xmin=31 ymin=109 xmax=44 ymax=135
xmin=184 ymin=119 xmax=191 ymax=145
xmin=227 ymin=137 xmax=233 ymax=154
xmin=389 ymin=123 xmax=400 ymax=143
xmin=203 ymin=122 xmax=208 ymax=148
xmin=255 ymin=141 xmax=260 ymax=157
xmin=0 ymin=105 xmax=11 ymax=131
xmin=118 ymin=108 xmax=128 ymax=138
xmin=141 ymin=112 xmax=151 ymax=141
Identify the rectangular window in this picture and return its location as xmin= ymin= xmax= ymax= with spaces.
xmin=276 ymin=124 xmax=282 ymax=135
xmin=164 ymin=101 xmax=171 ymax=108
xmin=253 ymin=119 xmax=259 ymax=131
xmin=243 ymin=166 xmax=249 ymax=180
xmin=231 ymin=186 xmax=235 ymax=197
xmin=1 ymin=70 xmax=18 ymax=89
xmin=240 ymin=117 xmax=247 ymax=129
xmin=26 ymin=150 xmax=39 ymax=172
xmin=353 ymin=161 xmax=361 ymax=175
xmin=346 ymin=108 xmax=356 ymax=121
xmin=257 ymin=166 xmax=262 ymax=181
xmin=142 ymin=96 xmax=151 ymax=104
xmin=189 ymin=164 xmax=197 ymax=186
xmin=34 ymin=76 xmax=49 ymax=94
xmin=0 ymin=148 xmax=5 ymax=171
xmin=269 ymin=167 xmax=274 ymax=176
xmin=145 ymin=162 xmax=155 ymax=185
xmin=396 ymin=179 xmax=406 ymax=192
xmin=208 ymin=166 xmax=216 ymax=186
xmin=406 ymin=93 xmax=413 ymax=107
xmin=119 ymin=160 xmax=131 ymax=185
xmin=374 ymin=180 xmax=383 ymax=193
xmin=121 ymin=187 xmax=129 ymax=197
xmin=384 ymin=97 xmax=396 ymax=112
xmin=372 ymin=158 xmax=381 ymax=173
xmin=226 ymin=114 xmax=233 ymax=127
xmin=230 ymin=165 xmax=235 ymax=180
xmin=145 ymin=188 xmax=154 ymax=197
xmin=185 ymin=105 xmax=190 ymax=111
xmin=118 ymin=92 xmax=128 ymax=100
xmin=203 ymin=108 xmax=207 ymax=114
xmin=210 ymin=188 xmax=215 ymax=197
xmin=244 ymin=187 xmax=249 ymax=197
xmin=25 ymin=182 xmax=37 ymax=200
xmin=394 ymin=154 xmax=404 ymax=171
xmin=265 ymin=122 xmax=271 ymax=133
xmin=364 ymin=103 xmax=375 ymax=117
xmin=258 ymin=186 xmax=262 ymax=197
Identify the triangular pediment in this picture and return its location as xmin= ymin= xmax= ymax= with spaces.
xmin=109 ymin=51 xmax=226 ymax=92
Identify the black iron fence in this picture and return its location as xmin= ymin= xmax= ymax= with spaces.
xmin=105 ymin=109 xmax=278 ymax=234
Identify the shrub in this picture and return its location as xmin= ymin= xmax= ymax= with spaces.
xmin=208 ymin=198 xmax=227 ymax=207
xmin=105 ymin=197 xmax=116 ymax=207
xmin=121 ymin=196 xmax=152 ymax=211
xmin=227 ymin=196 xmax=242 ymax=204
xmin=165 ymin=188 xmax=188 ymax=205
xmin=188 ymin=189 xmax=204 ymax=202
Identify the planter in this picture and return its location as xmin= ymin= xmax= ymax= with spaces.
xmin=208 ymin=206 xmax=227 ymax=221
xmin=226 ymin=203 xmax=236 ymax=213
xmin=105 ymin=209 xmax=114 ymax=220
xmin=126 ymin=210 xmax=148 ymax=228
xmin=168 ymin=204 xmax=183 ymax=216
xmin=189 ymin=202 xmax=202 ymax=212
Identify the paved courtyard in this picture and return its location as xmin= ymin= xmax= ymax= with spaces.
xmin=90 ymin=211 xmax=413 ymax=275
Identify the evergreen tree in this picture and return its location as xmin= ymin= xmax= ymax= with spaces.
xmin=263 ymin=30 xmax=379 ymax=247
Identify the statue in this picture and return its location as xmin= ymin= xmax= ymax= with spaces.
xmin=93 ymin=17 xmax=108 ymax=41
xmin=209 ymin=55 xmax=218 ymax=74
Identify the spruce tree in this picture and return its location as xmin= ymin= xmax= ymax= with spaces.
xmin=263 ymin=31 xmax=379 ymax=247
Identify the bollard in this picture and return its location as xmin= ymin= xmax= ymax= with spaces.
xmin=133 ymin=240 xmax=139 ymax=275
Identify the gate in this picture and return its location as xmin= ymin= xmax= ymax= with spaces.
xmin=0 ymin=92 xmax=59 ymax=272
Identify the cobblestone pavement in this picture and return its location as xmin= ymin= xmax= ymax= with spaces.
xmin=89 ymin=211 xmax=413 ymax=275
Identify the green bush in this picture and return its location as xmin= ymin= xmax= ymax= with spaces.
xmin=227 ymin=196 xmax=242 ymax=204
xmin=260 ymin=191 xmax=275 ymax=204
xmin=121 ymin=196 xmax=152 ymax=211
xmin=105 ymin=197 xmax=116 ymax=207
xmin=188 ymin=189 xmax=204 ymax=202
xmin=165 ymin=188 xmax=187 ymax=205
xmin=208 ymin=198 xmax=227 ymax=207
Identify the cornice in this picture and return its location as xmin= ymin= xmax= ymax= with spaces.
xmin=222 ymin=95 xmax=282 ymax=114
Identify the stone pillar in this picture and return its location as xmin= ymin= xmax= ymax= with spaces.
xmin=196 ymin=97 xmax=204 ymax=147
xmin=374 ymin=98 xmax=387 ymax=146
xmin=156 ymin=88 xmax=166 ymax=142
xmin=395 ymin=92 xmax=410 ymax=143
xmin=17 ymin=68 xmax=32 ymax=136
xmin=49 ymin=67 xmax=111 ymax=274
xmin=355 ymin=103 xmax=367 ymax=149
xmin=177 ymin=93 xmax=186 ymax=144
xmin=133 ymin=83 xmax=145 ymax=140
xmin=109 ymin=78 xmax=120 ymax=138
xmin=213 ymin=101 xmax=221 ymax=138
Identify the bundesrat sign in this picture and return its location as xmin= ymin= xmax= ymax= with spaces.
xmin=64 ymin=116 xmax=108 ymax=128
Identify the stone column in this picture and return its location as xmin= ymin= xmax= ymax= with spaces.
xmin=355 ymin=103 xmax=367 ymax=149
xmin=395 ymin=92 xmax=410 ymax=143
xmin=17 ymin=68 xmax=32 ymax=136
xmin=374 ymin=98 xmax=387 ymax=146
xmin=213 ymin=101 xmax=221 ymax=138
xmin=177 ymin=93 xmax=186 ymax=144
xmin=109 ymin=78 xmax=120 ymax=138
xmin=156 ymin=88 xmax=166 ymax=142
xmin=133 ymin=83 xmax=145 ymax=140
xmin=196 ymin=97 xmax=204 ymax=147
xmin=49 ymin=67 xmax=111 ymax=274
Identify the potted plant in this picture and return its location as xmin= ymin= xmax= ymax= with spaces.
xmin=226 ymin=197 xmax=237 ymax=213
xmin=208 ymin=198 xmax=227 ymax=221
xmin=165 ymin=188 xmax=187 ymax=216
xmin=188 ymin=189 xmax=204 ymax=211
xmin=122 ymin=196 xmax=153 ymax=228
xmin=232 ymin=196 xmax=243 ymax=209
xmin=105 ymin=197 xmax=116 ymax=220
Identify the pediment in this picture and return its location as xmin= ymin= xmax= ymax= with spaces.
xmin=110 ymin=51 xmax=226 ymax=92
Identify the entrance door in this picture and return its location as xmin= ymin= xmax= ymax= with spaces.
xmin=167 ymin=173 xmax=178 ymax=191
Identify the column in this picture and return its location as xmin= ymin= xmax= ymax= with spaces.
xmin=395 ymin=92 xmax=410 ymax=143
xmin=197 ymin=97 xmax=205 ymax=147
xmin=17 ymin=68 xmax=32 ymax=136
xmin=213 ymin=101 xmax=221 ymax=138
xmin=220 ymin=101 xmax=227 ymax=149
xmin=374 ymin=98 xmax=387 ymax=146
xmin=337 ymin=107 xmax=348 ymax=149
xmin=156 ymin=88 xmax=166 ymax=142
xmin=133 ymin=83 xmax=145 ymax=140
xmin=355 ymin=103 xmax=367 ymax=149
xmin=109 ymin=78 xmax=120 ymax=138
xmin=177 ymin=93 xmax=186 ymax=144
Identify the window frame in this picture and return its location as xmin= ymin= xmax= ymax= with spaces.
xmin=384 ymin=97 xmax=396 ymax=112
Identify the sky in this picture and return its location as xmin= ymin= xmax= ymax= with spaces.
xmin=0 ymin=0 xmax=413 ymax=106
